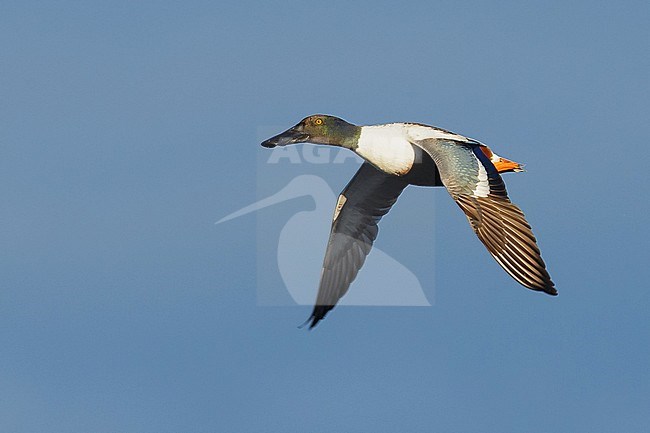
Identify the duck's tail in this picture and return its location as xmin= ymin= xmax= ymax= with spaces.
xmin=480 ymin=146 xmax=525 ymax=174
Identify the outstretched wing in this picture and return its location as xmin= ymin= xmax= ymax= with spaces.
xmin=306 ymin=163 xmax=409 ymax=328
xmin=413 ymin=139 xmax=556 ymax=295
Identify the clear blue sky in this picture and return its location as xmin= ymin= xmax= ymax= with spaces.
xmin=2 ymin=1 xmax=649 ymax=432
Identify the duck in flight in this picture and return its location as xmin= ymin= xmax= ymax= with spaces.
xmin=261 ymin=115 xmax=556 ymax=328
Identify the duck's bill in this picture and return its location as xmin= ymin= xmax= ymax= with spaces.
xmin=261 ymin=127 xmax=309 ymax=148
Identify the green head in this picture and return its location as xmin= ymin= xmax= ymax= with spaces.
xmin=261 ymin=114 xmax=361 ymax=149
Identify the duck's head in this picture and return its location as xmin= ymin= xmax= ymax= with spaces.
xmin=261 ymin=114 xmax=361 ymax=149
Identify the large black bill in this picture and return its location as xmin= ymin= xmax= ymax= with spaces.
xmin=261 ymin=127 xmax=308 ymax=148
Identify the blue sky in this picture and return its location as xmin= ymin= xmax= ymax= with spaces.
xmin=1 ymin=1 xmax=649 ymax=432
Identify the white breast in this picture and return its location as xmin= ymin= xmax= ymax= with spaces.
xmin=355 ymin=125 xmax=415 ymax=176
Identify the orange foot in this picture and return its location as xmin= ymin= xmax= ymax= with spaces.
xmin=480 ymin=146 xmax=525 ymax=173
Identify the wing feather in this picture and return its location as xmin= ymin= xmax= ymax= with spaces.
xmin=306 ymin=163 xmax=408 ymax=328
xmin=414 ymin=139 xmax=557 ymax=295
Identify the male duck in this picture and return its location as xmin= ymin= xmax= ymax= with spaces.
xmin=261 ymin=115 xmax=556 ymax=328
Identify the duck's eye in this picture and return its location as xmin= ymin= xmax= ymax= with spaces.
xmin=314 ymin=118 xmax=323 ymax=125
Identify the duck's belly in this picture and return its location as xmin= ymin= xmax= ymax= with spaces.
xmin=402 ymin=144 xmax=442 ymax=187
xmin=354 ymin=124 xmax=442 ymax=185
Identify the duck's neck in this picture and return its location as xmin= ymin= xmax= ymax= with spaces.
xmin=337 ymin=123 xmax=363 ymax=150
xmin=312 ymin=120 xmax=362 ymax=150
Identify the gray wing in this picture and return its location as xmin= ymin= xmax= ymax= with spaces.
xmin=414 ymin=139 xmax=557 ymax=295
xmin=306 ymin=163 xmax=409 ymax=328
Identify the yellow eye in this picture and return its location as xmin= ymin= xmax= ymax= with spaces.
xmin=314 ymin=118 xmax=323 ymax=125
